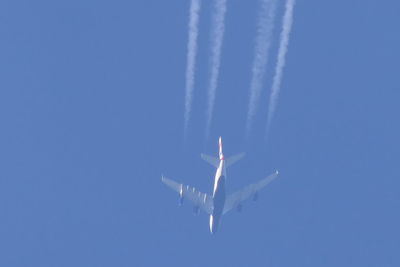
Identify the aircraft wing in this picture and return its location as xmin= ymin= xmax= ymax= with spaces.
xmin=161 ymin=176 xmax=213 ymax=215
xmin=223 ymin=171 xmax=279 ymax=215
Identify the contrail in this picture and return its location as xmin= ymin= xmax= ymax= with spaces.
xmin=266 ymin=0 xmax=296 ymax=135
xmin=183 ymin=0 xmax=201 ymax=141
xmin=205 ymin=0 xmax=228 ymax=139
xmin=245 ymin=0 xmax=277 ymax=139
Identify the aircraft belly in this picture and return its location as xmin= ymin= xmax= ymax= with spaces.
xmin=210 ymin=175 xmax=226 ymax=233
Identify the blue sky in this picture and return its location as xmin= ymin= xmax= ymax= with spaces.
xmin=0 ymin=0 xmax=399 ymax=266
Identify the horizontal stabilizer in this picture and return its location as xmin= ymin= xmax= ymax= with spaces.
xmin=200 ymin=154 xmax=219 ymax=168
xmin=226 ymin=152 xmax=245 ymax=168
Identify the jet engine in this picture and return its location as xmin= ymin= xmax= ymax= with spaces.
xmin=179 ymin=186 xmax=184 ymax=206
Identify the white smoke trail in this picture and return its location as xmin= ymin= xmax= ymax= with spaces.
xmin=183 ymin=0 xmax=201 ymax=141
xmin=245 ymin=0 xmax=277 ymax=139
xmin=266 ymin=0 xmax=296 ymax=134
xmin=205 ymin=0 xmax=228 ymax=139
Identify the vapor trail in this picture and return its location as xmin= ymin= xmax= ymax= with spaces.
xmin=266 ymin=0 xmax=296 ymax=135
xmin=183 ymin=0 xmax=201 ymax=141
xmin=205 ymin=0 xmax=228 ymax=139
xmin=245 ymin=0 xmax=277 ymax=139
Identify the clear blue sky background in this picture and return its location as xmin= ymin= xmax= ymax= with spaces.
xmin=0 ymin=0 xmax=399 ymax=266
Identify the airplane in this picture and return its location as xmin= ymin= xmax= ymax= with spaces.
xmin=161 ymin=137 xmax=279 ymax=234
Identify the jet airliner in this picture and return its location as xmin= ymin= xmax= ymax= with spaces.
xmin=161 ymin=137 xmax=279 ymax=234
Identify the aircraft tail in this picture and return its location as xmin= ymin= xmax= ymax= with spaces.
xmin=201 ymin=152 xmax=245 ymax=168
xmin=201 ymin=137 xmax=245 ymax=168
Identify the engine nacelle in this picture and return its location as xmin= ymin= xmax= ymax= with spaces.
xmin=179 ymin=185 xmax=184 ymax=206
xmin=252 ymin=192 xmax=259 ymax=201
xmin=193 ymin=205 xmax=200 ymax=215
xmin=236 ymin=204 xmax=242 ymax=212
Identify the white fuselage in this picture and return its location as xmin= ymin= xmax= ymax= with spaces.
xmin=209 ymin=158 xmax=226 ymax=234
